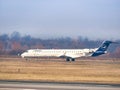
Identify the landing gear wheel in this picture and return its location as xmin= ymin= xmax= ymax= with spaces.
xmin=71 ymin=58 xmax=75 ymax=61
xmin=66 ymin=58 xmax=70 ymax=62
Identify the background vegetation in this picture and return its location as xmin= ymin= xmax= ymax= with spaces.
xmin=0 ymin=31 xmax=120 ymax=58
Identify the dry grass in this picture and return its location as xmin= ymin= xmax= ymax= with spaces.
xmin=0 ymin=57 xmax=120 ymax=84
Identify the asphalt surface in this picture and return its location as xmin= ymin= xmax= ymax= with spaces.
xmin=0 ymin=80 xmax=120 ymax=90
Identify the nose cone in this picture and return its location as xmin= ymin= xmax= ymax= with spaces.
xmin=21 ymin=53 xmax=25 ymax=58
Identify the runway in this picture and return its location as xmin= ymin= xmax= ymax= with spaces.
xmin=0 ymin=81 xmax=120 ymax=90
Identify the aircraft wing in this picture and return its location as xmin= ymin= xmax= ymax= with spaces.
xmin=58 ymin=53 xmax=84 ymax=59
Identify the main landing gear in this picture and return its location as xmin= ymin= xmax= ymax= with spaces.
xmin=66 ymin=58 xmax=75 ymax=62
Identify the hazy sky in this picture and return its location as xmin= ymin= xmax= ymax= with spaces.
xmin=0 ymin=0 xmax=120 ymax=40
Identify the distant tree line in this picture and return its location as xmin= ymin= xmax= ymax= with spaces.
xmin=0 ymin=31 xmax=120 ymax=58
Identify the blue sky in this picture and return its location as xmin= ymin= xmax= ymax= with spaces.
xmin=0 ymin=0 xmax=120 ymax=40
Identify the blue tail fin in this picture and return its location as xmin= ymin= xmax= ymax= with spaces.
xmin=91 ymin=41 xmax=113 ymax=57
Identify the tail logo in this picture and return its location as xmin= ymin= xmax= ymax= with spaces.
xmin=102 ymin=45 xmax=107 ymax=49
xmin=91 ymin=41 xmax=116 ymax=57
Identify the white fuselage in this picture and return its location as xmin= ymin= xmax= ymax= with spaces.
xmin=20 ymin=41 xmax=114 ymax=61
xmin=21 ymin=48 xmax=98 ymax=59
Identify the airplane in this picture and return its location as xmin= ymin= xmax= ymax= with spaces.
xmin=21 ymin=41 xmax=117 ymax=61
